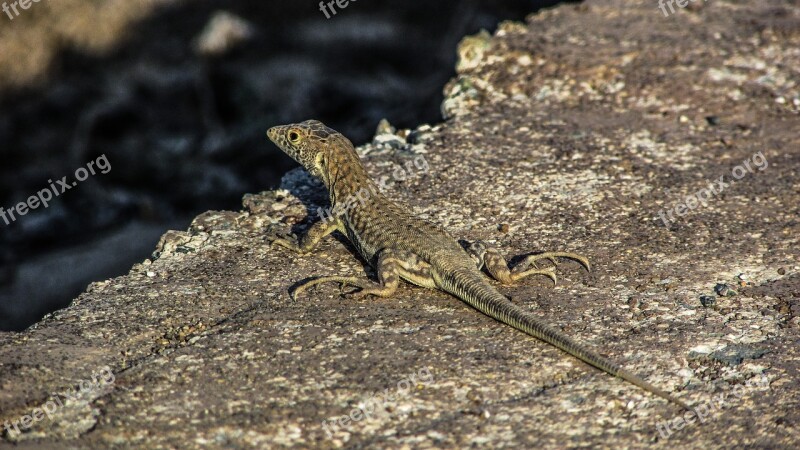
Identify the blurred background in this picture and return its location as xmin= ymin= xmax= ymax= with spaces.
xmin=0 ymin=0 xmax=575 ymax=331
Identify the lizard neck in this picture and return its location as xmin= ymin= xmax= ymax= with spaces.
xmin=323 ymin=147 xmax=377 ymax=206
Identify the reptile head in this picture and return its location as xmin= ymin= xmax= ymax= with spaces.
xmin=267 ymin=120 xmax=339 ymax=180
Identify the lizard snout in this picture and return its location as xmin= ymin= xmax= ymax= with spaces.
xmin=266 ymin=126 xmax=281 ymax=142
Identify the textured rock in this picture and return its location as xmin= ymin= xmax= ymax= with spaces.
xmin=1 ymin=0 xmax=799 ymax=448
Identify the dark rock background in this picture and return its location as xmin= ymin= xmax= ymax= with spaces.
xmin=0 ymin=0 xmax=572 ymax=331
xmin=0 ymin=0 xmax=798 ymax=448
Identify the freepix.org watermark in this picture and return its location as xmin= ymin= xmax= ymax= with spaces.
xmin=2 ymin=0 xmax=47 ymax=21
xmin=0 ymin=154 xmax=110 ymax=227
xmin=656 ymin=373 xmax=769 ymax=440
xmin=2 ymin=366 xmax=115 ymax=439
xmin=656 ymin=151 xmax=768 ymax=227
xmin=316 ymin=154 xmax=429 ymax=224
xmin=658 ymin=0 xmax=707 ymax=17
xmin=321 ymin=367 xmax=434 ymax=438
xmin=318 ymin=0 xmax=356 ymax=19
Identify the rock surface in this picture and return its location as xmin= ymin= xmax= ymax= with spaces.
xmin=1 ymin=0 xmax=799 ymax=448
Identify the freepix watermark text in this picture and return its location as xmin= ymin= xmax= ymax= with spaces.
xmin=657 ymin=151 xmax=767 ymax=227
xmin=2 ymin=0 xmax=48 ymax=21
xmin=0 ymin=154 xmax=110 ymax=227
xmin=3 ymin=366 xmax=115 ymax=439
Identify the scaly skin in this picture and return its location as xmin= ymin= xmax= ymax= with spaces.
xmin=267 ymin=120 xmax=689 ymax=410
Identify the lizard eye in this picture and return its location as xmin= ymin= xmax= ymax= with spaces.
xmin=288 ymin=130 xmax=301 ymax=143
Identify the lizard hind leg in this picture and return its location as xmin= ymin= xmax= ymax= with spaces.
xmin=291 ymin=248 xmax=431 ymax=300
xmin=291 ymin=275 xmax=378 ymax=301
xmin=464 ymin=240 xmax=589 ymax=286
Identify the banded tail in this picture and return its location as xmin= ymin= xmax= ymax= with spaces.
xmin=443 ymin=269 xmax=691 ymax=410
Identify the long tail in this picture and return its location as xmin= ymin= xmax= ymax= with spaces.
xmin=445 ymin=270 xmax=691 ymax=410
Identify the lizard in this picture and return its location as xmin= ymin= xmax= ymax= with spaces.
xmin=266 ymin=119 xmax=690 ymax=410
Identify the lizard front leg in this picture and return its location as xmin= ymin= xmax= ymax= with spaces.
xmin=291 ymin=249 xmax=434 ymax=300
xmin=270 ymin=219 xmax=340 ymax=255
xmin=464 ymin=240 xmax=590 ymax=285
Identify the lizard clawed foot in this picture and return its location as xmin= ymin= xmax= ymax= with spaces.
xmin=291 ymin=276 xmax=394 ymax=300
xmin=518 ymin=251 xmax=591 ymax=273
xmin=464 ymin=240 xmax=590 ymax=286
xmin=341 ymin=283 xmax=398 ymax=298
xmin=289 ymin=249 xmax=405 ymax=300
xmin=341 ymin=287 xmax=376 ymax=299
xmin=512 ymin=265 xmax=558 ymax=285
xmin=508 ymin=252 xmax=590 ymax=285
xmin=291 ymin=276 xmax=369 ymax=300
xmin=269 ymin=220 xmax=340 ymax=256
xmin=268 ymin=231 xmax=304 ymax=253
xmin=271 ymin=237 xmax=299 ymax=250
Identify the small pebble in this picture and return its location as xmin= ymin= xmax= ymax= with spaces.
xmin=498 ymin=224 xmax=509 ymax=233
xmin=375 ymin=118 xmax=396 ymax=136
xmin=700 ymin=295 xmax=716 ymax=308
xmin=714 ymin=283 xmax=736 ymax=297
